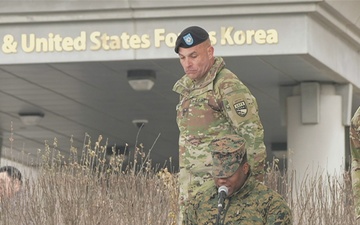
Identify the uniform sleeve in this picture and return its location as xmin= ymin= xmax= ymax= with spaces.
xmin=351 ymin=107 xmax=360 ymax=219
xmin=182 ymin=199 xmax=197 ymax=225
xmin=216 ymin=72 xmax=266 ymax=180
xmin=265 ymin=195 xmax=292 ymax=225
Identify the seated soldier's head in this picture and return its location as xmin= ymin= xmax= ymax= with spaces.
xmin=210 ymin=135 xmax=249 ymax=196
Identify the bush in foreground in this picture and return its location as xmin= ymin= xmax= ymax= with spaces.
xmin=0 ymin=135 xmax=357 ymax=225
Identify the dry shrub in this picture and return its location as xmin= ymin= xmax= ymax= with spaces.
xmin=0 ymin=134 xmax=179 ymax=225
xmin=0 ymin=134 xmax=357 ymax=225
xmin=265 ymin=159 xmax=357 ymax=225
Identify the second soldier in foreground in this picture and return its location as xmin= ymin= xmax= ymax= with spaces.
xmin=183 ymin=135 xmax=292 ymax=225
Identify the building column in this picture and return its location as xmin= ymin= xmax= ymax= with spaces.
xmin=284 ymin=82 xmax=352 ymax=183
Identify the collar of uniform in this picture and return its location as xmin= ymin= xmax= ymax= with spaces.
xmin=172 ymin=57 xmax=225 ymax=94
xmin=228 ymin=173 xmax=255 ymax=199
xmin=193 ymin=57 xmax=225 ymax=89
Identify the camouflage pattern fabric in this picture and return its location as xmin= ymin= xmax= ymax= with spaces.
xmin=173 ymin=57 xmax=266 ymax=206
xmin=210 ymin=135 xmax=246 ymax=178
xmin=350 ymin=106 xmax=360 ymax=219
xmin=183 ymin=175 xmax=292 ymax=225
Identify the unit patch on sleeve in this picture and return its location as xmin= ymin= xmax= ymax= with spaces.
xmin=233 ymin=100 xmax=248 ymax=117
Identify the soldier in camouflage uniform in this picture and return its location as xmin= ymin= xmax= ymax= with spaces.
xmin=173 ymin=26 xmax=266 ymax=207
xmin=183 ymin=135 xmax=292 ymax=225
xmin=350 ymin=106 xmax=360 ymax=220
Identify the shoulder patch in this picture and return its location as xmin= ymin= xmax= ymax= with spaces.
xmin=233 ymin=100 xmax=248 ymax=117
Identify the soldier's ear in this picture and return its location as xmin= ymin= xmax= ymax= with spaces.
xmin=207 ymin=46 xmax=214 ymax=59
xmin=12 ymin=179 xmax=21 ymax=193
xmin=242 ymin=162 xmax=250 ymax=175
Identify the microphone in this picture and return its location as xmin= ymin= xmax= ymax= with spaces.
xmin=217 ymin=186 xmax=228 ymax=212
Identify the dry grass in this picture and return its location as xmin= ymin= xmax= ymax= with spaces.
xmin=265 ymin=159 xmax=357 ymax=225
xmin=0 ymin=134 xmax=179 ymax=225
xmin=0 ymin=135 xmax=357 ymax=225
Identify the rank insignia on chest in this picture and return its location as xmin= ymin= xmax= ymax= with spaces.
xmin=233 ymin=100 xmax=248 ymax=117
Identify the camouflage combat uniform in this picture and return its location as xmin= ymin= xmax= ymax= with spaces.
xmin=173 ymin=57 xmax=266 ymax=203
xmin=183 ymin=175 xmax=292 ymax=225
xmin=350 ymin=106 xmax=360 ymax=219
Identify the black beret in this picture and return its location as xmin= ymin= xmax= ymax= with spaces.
xmin=174 ymin=26 xmax=209 ymax=53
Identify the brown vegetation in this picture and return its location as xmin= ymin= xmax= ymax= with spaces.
xmin=0 ymin=135 xmax=357 ymax=225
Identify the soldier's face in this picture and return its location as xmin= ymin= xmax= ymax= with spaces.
xmin=214 ymin=162 xmax=249 ymax=196
xmin=178 ymin=41 xmax=214 ymax=81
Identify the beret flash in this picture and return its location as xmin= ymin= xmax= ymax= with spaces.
xmin=174 ymin=26 xmax=209 ymax=53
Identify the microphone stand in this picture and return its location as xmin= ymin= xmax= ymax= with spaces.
xmin=216 ymin=207 xmax=223 ymax=225
xmin=215 ymin=186 xmax=228 ymax=225
xmin=215 ymin=200 xmax=223 ymax=225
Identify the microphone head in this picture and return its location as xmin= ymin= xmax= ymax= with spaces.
xmin=218 ymin=186 xmax=228 ymax=195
